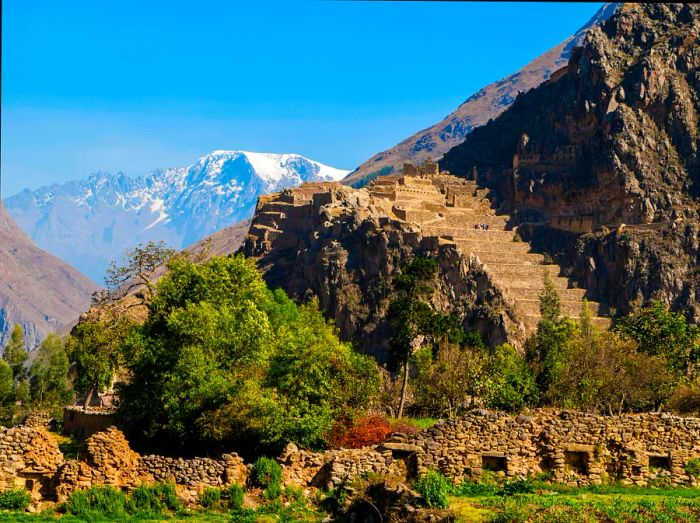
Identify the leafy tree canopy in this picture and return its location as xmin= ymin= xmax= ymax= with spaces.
xmin=118 ymin=254 xmax=378 ymax=453
xmin=3 ymin=324 xmax=27 ymax=380
xmin=615 ymin=300 xmax=700 ymax=375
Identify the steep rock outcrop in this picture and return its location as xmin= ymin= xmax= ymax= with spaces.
xmin=243 ymin=182 xmax=519 ymax=361
xmin=440 ymin=3 xmax=700 ymax=319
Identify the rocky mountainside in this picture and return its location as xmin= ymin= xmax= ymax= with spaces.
xmin=0 ymin=203 xmax=97 ymax=349
xmin=440 ymin=4 xmax=700 ymax=321
xmin=5 ymin=151 xmax=348 ymax=283
xmin=242 ymin=165 xmax=609 ymax=361
xmin=343 ymin=3 xmax=619 ymax=187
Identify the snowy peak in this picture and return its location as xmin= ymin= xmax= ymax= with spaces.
xmin=4 ymin=150 xmax=349 ymax=283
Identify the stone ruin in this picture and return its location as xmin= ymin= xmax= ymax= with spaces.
xmin=244 ymin=162 xmax=610 ymax=345
xmin=2 ymin=409 xmax=700 ymax=504
xmin=280 ymin=410 xmax=700 ymax=490
xmin=0 ymin=425 xmax=247 ymax=504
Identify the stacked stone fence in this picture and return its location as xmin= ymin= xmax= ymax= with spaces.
xmin=3 ymin=409 xmax=700 ymax=504
xmin=401 ymin=409 xmax=700 ymax=487
xmin=63 ymin=407 xmax=117 ymax=438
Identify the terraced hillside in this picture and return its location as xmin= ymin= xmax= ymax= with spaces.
xmin=366 ymin=165 xmax=610 ymax=333
xmin=243 ymin=163 xmax=610 ymax=358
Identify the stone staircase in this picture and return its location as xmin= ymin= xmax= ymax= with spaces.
xmin=368 ymin=172 xmax=610 ymax=334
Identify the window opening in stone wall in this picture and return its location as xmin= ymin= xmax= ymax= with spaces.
xmin=539 ymin=456 xmax=556 ymax=472
xmin=564 ymin=451 xmax=589 ymax=475
xmin=482 ymin=454 xmax=507 ymax=472
xmin=648 ymin=455 xmax=671 ymax=470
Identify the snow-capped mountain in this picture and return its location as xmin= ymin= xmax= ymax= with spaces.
xmin=4 ymin=151 xmax=348 ymax=283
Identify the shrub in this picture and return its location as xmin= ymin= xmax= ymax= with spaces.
xmin=198 ymin=487 xmax=221 ymax=508
xmin=415 ymin=471 xmax=450 ymax=509
xmin=330 ymin=414 xmax=394 ymax=448
xmin=223 ymin=484 xmax=245 ymax=511
xmin=685 ymin=459 xmax=700 ymax=478
xmin=249 ymin=457 xmax=282 ymax=499
xmin=500 ymin=479 xmax=534 ymax=496
xmin=0 ymin=488 xmax=31 ymax=511
xmin=66 ymin=486 xmax=127 ymax=517
xmin=452 ymin=481 xmax=499 ymax=497
xmin=127 ymin=483 xmax=181 ymax=514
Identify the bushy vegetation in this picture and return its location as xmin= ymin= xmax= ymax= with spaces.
xmin=65 ymin=486 xmax=129 ymax=518
xmin=526 ymin=291 xmax=700 ymax=415
xmin=0 ymin=488 xmax=31 ymax=511
xmin=415 ymin=471 xmax=450 ymax=508
xmin=249 ymin=457 xmax=282 ymax=499
xmin=116 ymin=253 xmax=379 ymax=453
xmin=127 ymin=483 xmax=181 ymax=514
xmin=0 ymin=326 xmax=73 ymax=425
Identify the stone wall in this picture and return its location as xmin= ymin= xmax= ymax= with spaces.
xmin=140 ymin=453 xmax=247 ymax=488
xmin=277 ymin=410 xmax=700 ymax=489
xmin=401 ymin=410 xmax=700 ymax=487
xmin=0 ymin=425 xmax=246 ymax=503
xmin=0 ymin=427 xmax=64 ymax=500
xmin=3 ymin=409 xmax=700 ymax=504
xmin=63 ymin=407 xmax=118 ymax=438
xmin=55 ymin=427 xmax=247 ymax=501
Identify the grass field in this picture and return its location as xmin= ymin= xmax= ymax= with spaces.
xmin=450 ymin=485 xmax=700 ymax=523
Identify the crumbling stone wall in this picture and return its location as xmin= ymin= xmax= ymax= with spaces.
xmin=277 ymin=410 xmax=700 ymax=489
xmin=140 ymin=453 xmax=247 ymax=488
xmin=0 ymin=427 xmax=63 ymax=500
xmin=55 ymin=427 xmax=247 ymax=501
xmin=404 ymin=410 xmax=700 ymax=487
xmin=278 ymin=443 xmax=405 ymax=490
xmin=63 ymin=407 xmax=118 ymax=438
xmin=4 ymin=409 xmax=700 ymax=504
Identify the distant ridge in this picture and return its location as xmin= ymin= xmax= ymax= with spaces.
xmin=5 ymin=151 xmax=348 ymax=283
xmin=344 ymin=3 xmax=620 ymax=187
xmin=0 ymin=203 xmax=97 ymax=348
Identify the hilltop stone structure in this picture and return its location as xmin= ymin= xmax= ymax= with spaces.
xmin=243 ymin=162 xmax=608 ymax=356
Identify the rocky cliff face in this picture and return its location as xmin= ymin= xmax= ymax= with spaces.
xmin=440 ymin=3 xmax=700 ymax=321
xmin=343 ymin=4 xmax=619 ymax=188
xmin=0 ymin=204 xmax=97 ymax=348
xmin=242 ymin=183 xmax=520 ymax=361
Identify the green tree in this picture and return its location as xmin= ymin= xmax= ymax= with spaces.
xmin=526 ymin=272 xmax=577 ymax=402
xmin=386 ymin=257 xmax=439 ymax=419
xmin=539 ymin=270 xmax=561 ymax=322
xmin=615 ymin=300 xmax=700 ymax=376
xmin=118 ymin=254 xmax=378 ymax=452
xmin=482 ymin=343 xmax=538 ymax=412
xmin=3 ymin=324 xmax=27 ymax=380
xmin=549 ymin=326 xmax=673 ymax=414
xmin=30 ymin=334 xmax=73 ymax=407
xmin=413 ymin=343 xmax=488 ymax=418
xmin=0 ymin=359 xmax=14 ymax=422
xmin=66 ymin=318 xmax=132 ymax=409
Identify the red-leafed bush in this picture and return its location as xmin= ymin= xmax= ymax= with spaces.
xmin=329 ymin=414 xmax=393 ymax=448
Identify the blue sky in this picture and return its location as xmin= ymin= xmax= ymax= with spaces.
xmin=1 ymin=1 xmax=602 ymax=196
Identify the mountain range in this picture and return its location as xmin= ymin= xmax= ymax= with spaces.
xmin=0 ymin=204 xmax=97 ymax=348
xmin=4 ymin=151 xmax=348 ymax=283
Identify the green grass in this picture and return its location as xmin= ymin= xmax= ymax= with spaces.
xmin=449 ymin=482 xmax=700 ymax=522
xmin=0 ymin=514 xmax=230 ymax=522
xmin=393 ymin=417 xmax=438 ymax=430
